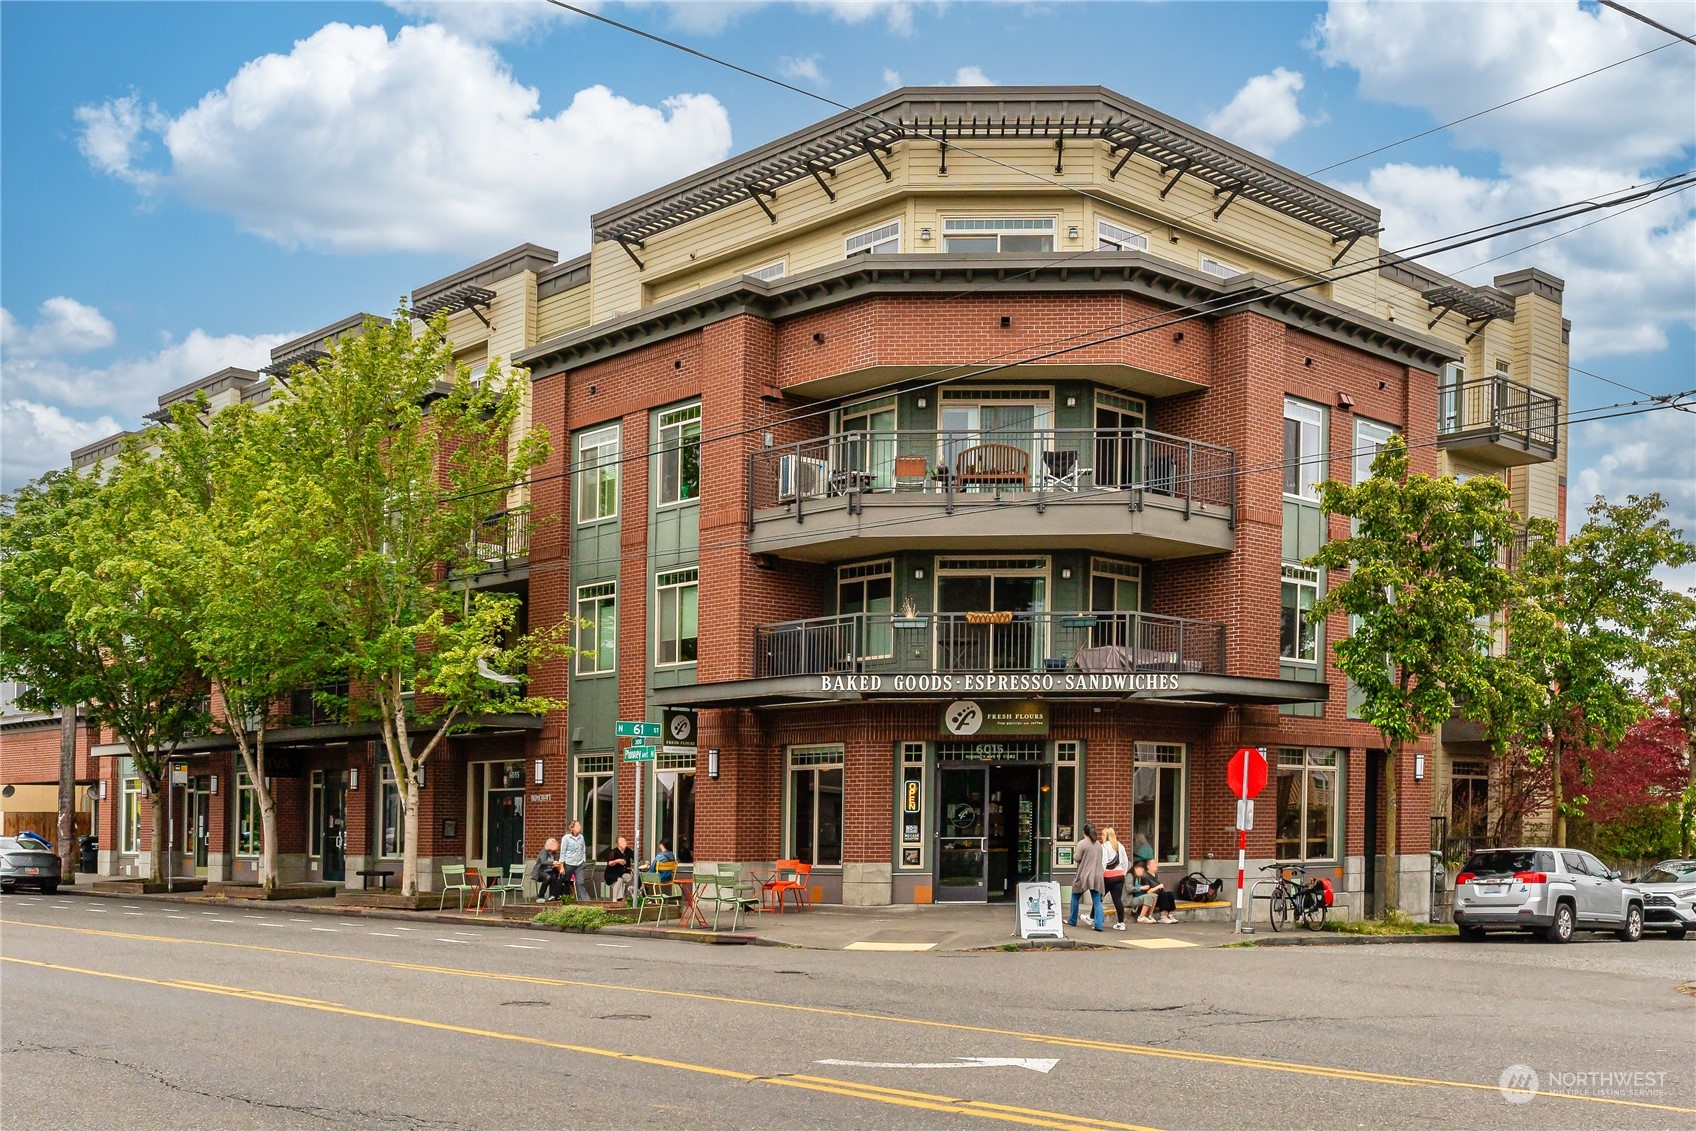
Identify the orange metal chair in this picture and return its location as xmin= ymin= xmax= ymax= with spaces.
xmin=762 ymin=860 xmax=812 ymax=914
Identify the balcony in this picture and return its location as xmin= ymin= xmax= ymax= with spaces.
xmin=458 ymin=509 xmax=531 ymax=583
xmin=746 ymin=428 xmax=1235 ymax=561
xmin=1437 ymin=376 xmax=1559 ymax=466
xmin=755 ymin=610 xmax=1226 ymax=679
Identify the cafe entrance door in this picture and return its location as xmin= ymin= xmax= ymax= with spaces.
xmin=935 ymin=762 xmax=1044 ymax=902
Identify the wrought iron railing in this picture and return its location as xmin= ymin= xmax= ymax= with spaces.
xmin=1437 ymin=376 xmax=1559 ymax=452
xmin=287 ymin=681 xmax=348 ymax=728
xmin=755 ymin=610 xmax=1225 ymax=679
xmin=462 ymin=509 xmax=531 ymax=575
xmin=747 ymin=427 xmax=1235 ymax=527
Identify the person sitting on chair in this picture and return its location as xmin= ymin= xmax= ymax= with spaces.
xmin=651 ymin=841 xmax=678 ymax=884
xmin=603 ymin=837 xmax=633 ymax=902
xmin=532 ymin=838 xmax=566 ymax=902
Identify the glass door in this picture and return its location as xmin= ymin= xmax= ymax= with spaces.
xmin=839 ymin=401 xmax=896 ymax=489
xmin=485 ymin=761 xmax=525 ymax=875
xmin=1094 ymin=396 xmax=1145 ymax=488
xmin=936 ymin=566 xmax=1047 ymax=671
xmin=321 ymin=771 xmax=346 ymax=883
xmin=936 ymin=767 xmax=988 ymax=901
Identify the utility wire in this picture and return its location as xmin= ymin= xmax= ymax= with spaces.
xmin=1599 ymin=0 xmax=1696 ymax=46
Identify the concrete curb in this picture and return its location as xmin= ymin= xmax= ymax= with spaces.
xmin=1232 ymin=932 xmax=1456 ymax=947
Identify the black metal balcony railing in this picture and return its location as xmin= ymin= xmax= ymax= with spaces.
xmin=287 ymin=682 xmax=348 ymax=728
xmin=1438 ymin=377 xmax=1559 ymax=451
xmin=747 ymin=428 xmax=1235 ymax=527
xmin=463 ymin=509 xmax=531 ymax=574
xmin=755 ymin=610 xmax=1226 ymax=679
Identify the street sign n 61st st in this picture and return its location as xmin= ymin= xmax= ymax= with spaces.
xmin=615 ymin=721 xmax=661 ymax=739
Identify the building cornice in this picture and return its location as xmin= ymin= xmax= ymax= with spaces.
xmin=410 ymin=243 xmax=560 ymax=306
xmin=519 ymin=252 xmax=1459 ymax=378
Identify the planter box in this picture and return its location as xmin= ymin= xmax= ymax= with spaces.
xmin=891 ymin=617 xmax=929 ymax=629
xmin=91 ymin=878 xmax=207 ymax=895
xmin=205 ymin=881 xmax=339 ymax=901
xmin=1060 ymin=615 xmax=1100 ymax=628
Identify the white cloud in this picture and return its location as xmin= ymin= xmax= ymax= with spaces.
xmin=882 ymin=67 xmax=901 ymax=88
xmin=1204 ymin=68 xmax=1311 ymax=156
xmin=950 ymin=65 xmax=995 ymax=86
xmin=72 ymin=94 xmax=160 ymax=188
xmin=385 ymin=1 xmax=931 ymax=40
xmin=1 ymin=298 xmax=117 ymax=359
xmin=384 ymin=1 xmax=578 ymax=42
xmin=75 ymin=22 xmax=733 ymax=256
xmin=779 ymin=53 xmax=826 ymax=86
xmin=1570 ymin=406 xmax=1696 ymax=548
xmin=0 ymin=401 xmax=126 ymax=490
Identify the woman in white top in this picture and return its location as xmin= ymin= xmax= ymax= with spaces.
xmin=1100 ymin=826 xmax=1129 ymax=930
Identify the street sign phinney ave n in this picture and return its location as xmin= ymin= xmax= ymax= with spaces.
xmin=624 ymin=745 xmax=656 ymax=762
xmin=616 ymin=721 xmax=661 ymax=739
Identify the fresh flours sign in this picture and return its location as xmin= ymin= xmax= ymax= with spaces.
xmin=943 ymin=699 xmax=1049 ymax=736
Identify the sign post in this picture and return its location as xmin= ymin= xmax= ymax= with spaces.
xmin=615 ymin=722 xmax=660 ymax=877
xmin=1226 ymin=746 xmax=1269 ymax=934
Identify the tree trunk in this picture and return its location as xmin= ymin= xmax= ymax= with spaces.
xmin=403 ymin=770 xmax=421 ymax=899
xmin=234 ymin=721 xmax=280 ymax=892
xmin=146 ymin=776 xmax=167 ymax=886
xmin=1549 ymin=734 xmax=1565 ymax=847
xmin=57 ymin=707 xmax=77 ymax=884
xmin=1384 ymin=740 xmax=1401 ymax=916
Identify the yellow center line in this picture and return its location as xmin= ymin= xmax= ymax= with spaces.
xmin=5 ymin=917 xmax=1691 ymax=1115
xmin=1 ymin=956 xmax=1153 ymax=1131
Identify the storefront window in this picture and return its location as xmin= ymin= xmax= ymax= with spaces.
xmin=655 ymin=752 xmax=696 ymax=864
xmin=120 ymin=775 xmax=142 ymax=854
xmin=236 ymin=771 xmax=261 ymax=858
xmin=897 ymin=742 xmax=926 ymax=869
xmin=1131 ymin=743 xmax=1185 ymax=864
xmin=576 ymin=755 xmax=615 ymax=866
xmin=1052 ymin=741 xmax=1080 ymax=869
xmin=1274 ymin=748 xmax=1338 ymax=861
xmin=380 ymin=764 xmax=405 ymax=859
xmin=788 ymin=746 xmax=844 ymax=867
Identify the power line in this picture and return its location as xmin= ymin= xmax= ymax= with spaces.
xmin=1599 ymin=0 xmax=1696 ymax=46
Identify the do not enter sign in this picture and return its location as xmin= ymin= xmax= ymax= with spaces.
xmin=1227 ymin=746 xmax=1268 ymax=799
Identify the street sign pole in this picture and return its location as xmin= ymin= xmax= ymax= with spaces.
xmin=1228 ymin=746 xmax=1268 ymax=936
xmin=1234 ymin=753 xmax=1247 ymax=935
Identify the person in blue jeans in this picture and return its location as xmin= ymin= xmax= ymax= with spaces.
xmin=1066 ymin=823 xmax=1106 ymax=932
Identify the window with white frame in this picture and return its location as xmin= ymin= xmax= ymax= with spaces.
xmin=1283 ymin=398 xmax=1325 ymax=499
xmin=1053 ymin=741 xmax=1082 ymax=869
xmin=120 ymin=775 xmax=142 ymax=854
xmin=1439 ymin=361 xmax=1465 ymax=433
xmin=1199 ymin=254 xmax=1240 ymax=278
xmin=788 ymin=745 xmax=844 ymax=867
xmin=575 ymin=754 xmax=615 ymax=867
xmin=1132 ymin=743 xmax=1186 ymax=865
xmin=845 ymin=220 xmax=901 ymax=256
xmin=655 ymin=750 xmax=696 ymax=864
xmin=747 ymin=259 xmax=787 ymax=281
xmin=576 ymin=425 xmax=620 ymax=524
xmin=1281 ymin=564 xmax=1320 ymax=665
xmin=1096 ymin=219 xmax=1148 ymax=252
xmin=943 ymin=217 xmax=1055 ymax=253
xmin=1274 ymin=748 xmax=1339 ymax=861
xmin=655 ymin=568 xmax=699 ymax=666
xmin=236 ymin=771 xmax=261 ymax=858
xmin=897 ymin=742 xmax=926 ymax=869
xmin=656 ymin=403 xmax=701 ymax=506
xmin=379 ymin=764 xmax=405 ymax=859
xmin=576 ymin=582 xmax=617 ymax=675
xmin=838 ymin=560 xmax=894 ymax=659
xmin=1353 ymin=418 xmax=1398 ymax=485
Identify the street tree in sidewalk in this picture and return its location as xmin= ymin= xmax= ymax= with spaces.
xmin=1 ymin=452 xmax=206 ymax=884
xmin=1308 ymin=435 xmax=1522 ymax=912
xmin=153 ymin=398 xmax=340 ymax=892
xmin=1645 ymin=587 xmax=1696 ymax=855
xmin=1508 ymin=495 xmax=1693 ymax=846
xmin=276 ymin=312 xmax=568 ymax=896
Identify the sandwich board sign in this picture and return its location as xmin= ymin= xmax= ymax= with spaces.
xmin=1016 ymin=881 xmax=1066 ymax=940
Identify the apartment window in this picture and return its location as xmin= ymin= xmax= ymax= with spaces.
xmin=1281 ymin=564 xmax=1320 ymax=665
xmin=236 ymin=771 xmax=261 ymax=858
xmin=845 ymin=220 xmax=901 ymax=256
xmin=655 ymin=568 xmax=699 ymax=666
xmin=576 ymin=425 xmax=620 ymax=524
xmin=1353 ymin=418 xmax=1398 ymax=485
xmin=1053 ymin=741 xmax=1082 ymax=869
xmin=1097 ymin=219 xmax=1149 ymax=252
xmin=1283 ymin=398 xmax=1325 ymax=498
xmin=308 ymin=771 xmax=324 ymax=857
xmin=576 ymin=582 xmax=617 ymax=675
xmin=897 ymin=742 xmax=926 ymax=869
xmin=1451 ymin=760 xmax=1490 ymax=847
xmin=747 ymin=259 xmax=787 ymax=281
xmin=838 ymin=559 xmax=894 ymax=659
xmin=656 ymin=403 xmax=701 ymax=505
xmin=655 ymin=750 xmax=695 ymax=864
xmin=942 ymin=217 xmax=1055 ymax=253
xmin=1199 ymin=255 xmax=1240 ymax=278
xmin=1438 ymin=362 xmax=1465 ymax=433
xmin=1274 ymin=748 xmax=1339 ymax=861
xmin=575 ymin=755 xmax=615 ymax=867
xmin=788 ymin=745 xmax=844 ymax=867
xmin=1132 ymin=743 xmax=1186 ymax=865
xmin=379 ymin=764 xmax=405 ymax=859
xmin=120 ymin=775 xmax=142 ymax=854
xmin=1494 ymin=358 xmax=1511 ymax=380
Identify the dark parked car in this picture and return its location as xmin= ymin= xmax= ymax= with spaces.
xmin=0 ymin=835 xmax=63 ymax=893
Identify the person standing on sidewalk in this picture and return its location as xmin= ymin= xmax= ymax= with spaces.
xmin=560 ymin=820 xmax=590 ymax=900
xmin=1100 ymin=826 xmax=1128 ymax=931
xmin=1067 ymin=824 xmax=1105 ymax=932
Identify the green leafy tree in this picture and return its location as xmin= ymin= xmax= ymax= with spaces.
xmin=276 ymin=313 xmax=567 ymax=895
xmin=1309 ymin=435 xmax=1520 ymax=912
xmin=1645 ymin=587 xmax=1696 ymax=855
xmin=1509 ymin=496 xmax=1693 ymax=846
xmin=152 ymin=398 xmax=341 ymax=891
xmin=4 ymin=449 xmax=206 ymax=884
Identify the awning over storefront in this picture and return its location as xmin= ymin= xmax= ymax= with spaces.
xmin=650 ymin=672 xmax=1328 ymax=709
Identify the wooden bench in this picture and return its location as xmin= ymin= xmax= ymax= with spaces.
xmin=955 ymin=443 xmax=1029 ymax=490
xmin=356 ymin=869 xmax=395 ymax=891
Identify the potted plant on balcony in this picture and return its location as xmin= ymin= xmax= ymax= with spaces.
xmin=891 ymin=598 xmax=928 ymax=630
xmin=1060 ymin=613 xmax=1100 ymax=629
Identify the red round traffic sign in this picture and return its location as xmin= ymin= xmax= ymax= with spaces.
xmin=1227 ymin=746 xmax=1267 ymax=799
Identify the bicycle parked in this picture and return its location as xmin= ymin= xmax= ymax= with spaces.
xmin=1260 ymin=862 xmax=1331 ymax=931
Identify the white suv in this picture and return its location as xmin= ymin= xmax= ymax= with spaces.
xmin=1453 ymin=847 xmax=1644 ymax=943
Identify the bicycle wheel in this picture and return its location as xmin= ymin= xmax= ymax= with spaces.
xmin=1301 ymin=895 xmax=1327 ymax=931
xmin=1269 ymin=887 xmax=1290 ymax=932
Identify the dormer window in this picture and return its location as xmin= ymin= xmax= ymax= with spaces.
xmin=845 ymin=220 xmax=901 ymax=257
xmin=942 ymin=218 xmax=1055 ymax=253
xmin=748 ymin=259 xmax=787 ymax=281
xmin=1200 ymin=255 xmax=1240 ymax=278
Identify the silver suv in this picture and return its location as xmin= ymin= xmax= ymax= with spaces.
xmin=1453 ymin=847 xmax=1644 ymax=943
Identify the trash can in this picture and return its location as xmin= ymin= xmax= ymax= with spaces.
xmin=78 ymin=835 xmax=98 ymax=874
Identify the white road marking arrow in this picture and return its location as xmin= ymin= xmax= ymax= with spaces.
xmin=815 ymin=1057 xmax=1058 ymax=1074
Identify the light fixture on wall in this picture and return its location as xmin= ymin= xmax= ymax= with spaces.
xmin=914 ymin=568 xmax=925 ymax=580
xmin=1066 ymin=224 xmax=1080 ymax=240
xmin=708 ymin=748 xmax=721 ymax=780
xmin=916 ymin=397 xmax=927 ymax=408
xmin=210 ymin=776 xmax=218 ymax=795
xmin=534 ymin=759 xmax=545 ymax=785
xmin=919 ymin=226 xmax=933 ymax=242
xmin=1414 ymin=754 xmax=1426 ymax=782
xmin=349 ymin=767 xmax=359 ymax=791
xmin=1065 ymin=396 xmax=1076 ymax=408
xmin=1061 ymin=568 xmax=1072 ymax=579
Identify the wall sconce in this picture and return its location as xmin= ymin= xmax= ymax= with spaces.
xmin=98 ymin=780 xmax=108 ymax=800
xmin=914 ymin=568 xmax=925 ymax=580
xmin=919 ymin=226 xmax=933 ymax=242
xmin=534 ymin=759 xmax=545 ymax=785
xmin=417 ymin=765 xmax=426 ymax=789
xmin=708 ymin=748 xmax=721 ymax=780
xmin=1066 ymin=224 xmax=1080 ymax=240
xmin=210 ymin=775 xmax=218 ymax=796
xmin=1414 ymin=753 xmax=1426 ymax=782
xmin=349 ymin=767 xmax=359 ymax=791
xmin=1061 ymin=568 xmax=1072 ymax=579
xmin=1065 ymin=396 xmax=1076 ymax=408
xmin=916 ymin=397 xmax=927 ymax=408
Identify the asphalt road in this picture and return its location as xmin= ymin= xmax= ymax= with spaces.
xmin=1 ymin=893 xmax=1691 ymax=1130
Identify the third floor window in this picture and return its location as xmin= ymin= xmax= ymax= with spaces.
xmin=943 ymin=217 xmax=1054 ymax=253
xmin=1283 ymin=397 xmax=1325 ymax=499
xmin=657 ymin=403 xmax=701 ymax=506
xmin=576 ymin=424 xmax=620 ymax=524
